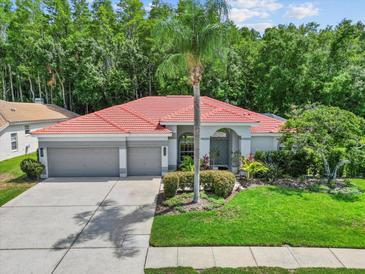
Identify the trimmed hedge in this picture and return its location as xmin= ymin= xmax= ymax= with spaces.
xmin=163 ymin=173 xmax=179 ymax=198
xmin=178 ymin=171 xmax=194 ymax=190
xmin=162 ymin=170 xmax=236 ymax=198
xmin=211 ymin=171 xmax=236 ymax=198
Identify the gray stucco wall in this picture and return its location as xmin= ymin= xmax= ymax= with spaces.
xmin=127 ymin=140 xmax=168 ymax=147
xmin=251 ymin=136 xmax=279 ymax=153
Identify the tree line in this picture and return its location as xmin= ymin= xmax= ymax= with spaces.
xmin=0 ymin=0 xmax=364 ymax=117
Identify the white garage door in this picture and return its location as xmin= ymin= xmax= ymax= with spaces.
xmin=127 ymin=147 xmax=161 ymax=176
xmin=48 ymin=148 xmax=119 ymax=177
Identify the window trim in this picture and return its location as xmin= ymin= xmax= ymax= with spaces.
xmin=10 ymin=133 xmax=18 ymax=152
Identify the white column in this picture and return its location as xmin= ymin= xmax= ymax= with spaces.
xmin=119 ymin=147 xmax=127 ymax=177
xmin=39 ymin=147 xmax=48 ymax=179
xmin=240 ymin=137 xmax=251 ymax=158
xmin=167 ymin=125 xmax=177 ymax=171
xmin=200 ymin=138 xmax=210 ymax=158
xmin=161 ymin=146 xmax=168 ymax=176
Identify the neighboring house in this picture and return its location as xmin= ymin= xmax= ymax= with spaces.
xmin=0 ymin=100 xmax=78 ymax=161
xmin=33 ymin=96 xmax=285 ymax=178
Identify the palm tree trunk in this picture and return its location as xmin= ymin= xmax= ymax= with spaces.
xmin=193 ymin=81 xmax=201 ymax=203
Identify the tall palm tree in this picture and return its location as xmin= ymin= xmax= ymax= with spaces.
xmin=155 ymin=0 xmax=229 ymax=203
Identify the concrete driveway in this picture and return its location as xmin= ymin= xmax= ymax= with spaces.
xmin=0 ymin=177 xmax=161 ymax=274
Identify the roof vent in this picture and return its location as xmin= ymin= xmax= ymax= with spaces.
xmin=34 ymin=98 xmax=44 ymax=104
xmin=10 ymin=108 xmax=16 ymax=112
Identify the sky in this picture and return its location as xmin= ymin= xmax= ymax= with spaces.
xmin=140 ymin=0 xmax=365 ymax=32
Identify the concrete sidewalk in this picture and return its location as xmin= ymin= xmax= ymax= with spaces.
xmin=145 ymin=246 xmax=365 ymax=270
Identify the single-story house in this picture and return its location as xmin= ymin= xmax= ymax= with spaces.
xmin=0 ymin=100 xmax=78 ymax=161
xmin=33 ymin=96 xmax=285 ymax=178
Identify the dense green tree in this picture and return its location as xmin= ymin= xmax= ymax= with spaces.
xmin=281 ymin=106 xmax=365 ymax=183
xmin=0 ymin=0 xmax=364 ymax=125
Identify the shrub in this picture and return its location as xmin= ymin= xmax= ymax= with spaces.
xmin=163 ymin=170 xmax=236 ymax=198
xmin=200 ymin=170 xmax=215 ymax=191
xmin=163 ymin=173 xmax=179 ymax=198
xmin=241 ymin=158 xmax=269 ymax=179
xmin=20 ymin=158 xmax=44 ymax=179
xmin=254 ymin=150 xmax=318 ymax=178
xmin=264 ymin=163 xmax=284 ymax=183
xmin=329 ymin=186 xmax=362 ymax=201
xmin=200 ymin=154 xmax=210 ymax=170
xmin=180 ymin=156 xmax=194 ymax=171
xmin=211 ymin=171 xmax=236 ymax=198
xmin=178 ymin=171 xmax=194 ymax=190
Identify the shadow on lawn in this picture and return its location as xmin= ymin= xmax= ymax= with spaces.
xmin=53 ymin=199 xmax=154 ymax=258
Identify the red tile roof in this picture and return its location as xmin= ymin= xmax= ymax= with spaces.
xmin=33 ymin=96 xmax=284 ymax=135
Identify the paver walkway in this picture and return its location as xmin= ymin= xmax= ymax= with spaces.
xmin=145 ymin=246 xmax=365 ymax=270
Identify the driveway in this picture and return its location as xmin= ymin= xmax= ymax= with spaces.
xmin=0 ymin=177 xmax=161 ymax=274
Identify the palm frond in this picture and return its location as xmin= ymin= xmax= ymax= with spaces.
xmin=154 ymin=18 xmax=192 ymax=54
xmin=156 ymin=53 xmax=188 ymax=80
xmin=198 ymin=23 xmax=228 ymax=66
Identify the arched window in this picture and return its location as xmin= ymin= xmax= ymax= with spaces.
xmin=179 ymin=133 xmax=194 ymax=162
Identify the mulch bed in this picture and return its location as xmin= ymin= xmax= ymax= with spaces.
xmin=155 ymin=187 xmax=239 ymax=216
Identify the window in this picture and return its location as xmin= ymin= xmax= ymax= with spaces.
xmin=179 ymin=133 xmax=194 ymax=161
xmin=25 ymin=125 xmax=30 ymax=135
xmin=11 ymin=133 xmax=18 ymax=151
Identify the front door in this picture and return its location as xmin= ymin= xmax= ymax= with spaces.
xmin=210 ymin=138 xmax=229 ymax=166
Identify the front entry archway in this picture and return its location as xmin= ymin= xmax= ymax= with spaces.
xmin=210 ymin=128 xmax=235 ymax=169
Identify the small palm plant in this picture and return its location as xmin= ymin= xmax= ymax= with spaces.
xmin=154 ymin=0 xmax=230 ymax=203
xmin=180 ymin=155 xmax=195 ymax=171
xmin=241 ymin=157 xmax=269 ymax=180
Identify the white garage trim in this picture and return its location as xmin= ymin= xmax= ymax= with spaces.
xmin=127 ymin=147 xmax=162 ymax=176
xmin=119 ymin=147 xmax=127 ymax=177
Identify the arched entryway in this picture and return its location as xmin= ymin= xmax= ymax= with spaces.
xmin=210 ymin=128 xmax=240 ymax=169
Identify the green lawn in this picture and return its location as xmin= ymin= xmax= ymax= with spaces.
xmin=145 ymin=267 xmax=365 ymax=274
xmin=351 ymin=178 xmax=365 ymax=191
xmin=0 ymin=152 xmax=37 ymax=206
xmin=0 ymin=152 xmax=37 ymax=180
xmin=150 ymin=181 xmax=365 ymax=248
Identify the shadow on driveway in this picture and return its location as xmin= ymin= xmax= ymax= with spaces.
xmin=53 ymin=199 xmax=154 ymax=258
